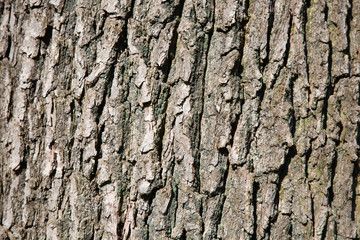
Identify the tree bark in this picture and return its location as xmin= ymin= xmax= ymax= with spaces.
xmin=0 ymin=0 xmax=360 ymax=239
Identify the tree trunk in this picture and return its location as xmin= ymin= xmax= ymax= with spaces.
xmin=0 ymin=0 xmax=360 ymax=239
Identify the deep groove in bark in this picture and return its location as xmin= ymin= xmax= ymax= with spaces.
xmin=119 ymin=0 xmax=135 ymax=54
xmin=310 ymin=192 xmax=315 ymax=237
xmin=320 ymin=215 xmax=329 ymax=240
xmin=197 ymin=1 xmax=215 ymax=194
xmin=288 ymin=74 xmax=296 ymax=137
xmin=40 ymin=25 xmax=53 ymax=47
xmin=6 ymin=84 xmax=13 ymax=121
xmin=1 ymin=0 xmax=359 ymax=239
xmin=252 ymin=180 xmax=259 ymax=240
xmin=282 ymin=14 xmax=293 ymax=71
xmin=352 ymin=158 xmax=359 ymax=221
xmin=4 ymin=35 xmax=11 ymax=60
xmin=346 ymin=0 xmax=353 ymax=77
xmin=304 ymin=0 xmax=311 ymax=97
xmin=328 ymin=146 xmax=338 ymax=209
xmin=229 ymin=110 xmax=240 ymax=148
xmin=260 ymin=0 xmax=275 ymax=72
xmin=160 ymin=0 xmax=184 ymax=85
xmin=353 ymin=122 xmax=360 ymax=222
xmin=275 ymin=145 xmax=297 ymax=221
xmin=323 ymin=1 xmax=332 ymax=131
xmin=91 ymin=123 xmax=104 ymax=181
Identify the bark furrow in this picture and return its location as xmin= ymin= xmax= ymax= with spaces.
xmin=0 ymin=0 xmax=359 ymax=239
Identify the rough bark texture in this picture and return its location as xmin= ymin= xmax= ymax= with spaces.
xmin=0 ymin=0 xmax=360 ymax=239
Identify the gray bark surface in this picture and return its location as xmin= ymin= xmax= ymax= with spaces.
xmin=0 ymin=0 xmax=360 ymax=239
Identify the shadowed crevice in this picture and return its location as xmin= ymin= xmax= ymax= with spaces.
xmin=13 ymin=143 xmax=28 ymax=176
xmin=323 ymin=44 xmax=332 ymax=130
xmin=310 ymin=192 xmax=315 ymax=237
xmin=259 ymin=0 xmax=275 ymax=72
xmin=251 ymin=180 xmax=259 ymax=240
xmin=282 ymin=14 xmax=293 ymax=71
xmin=39 ymin=25 xmax=53 ymax=47
xmin=328 ymin=144 xmax=338 ymax=208
xmin=90 ymin=123 xmax=105 ymax=181
xmin=273 ymin=145 xmax=297 ymax=226
xmin=160 ymin=0 xmax=185 ymax=84
xmin=351 ymin=122 xmax=360 ymax=221
xmin=4 ymin=35 xmax=11 ymax=60
xmin=320 ymin=215 xmax=329 ymax=240
xmin=352 ymin=161 xmax=359 ymax=221
xmin=346 ymin=1 xmax=353 ymax=76
xmin=286 ymin=74 xmax=297 ymax=137
xmin=303 ymin=0 xmax=311 ymax=97
xmin=196 ymin=0 xmax=216 ymax=194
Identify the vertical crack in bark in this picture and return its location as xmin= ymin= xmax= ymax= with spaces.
xmin=68 ymin=100 xmax=75 ymax=166
xmin=305 ymin=141 xmax=315 ymax=236
xmin=346 ymin=0 xmax=352 ymax=77
xmin=274 ymin=146 xmax=297 ymax=222
xmin=214 ymin=150 xmax=229 ymax=238
xmin=6 ymin=84 xmax=13 ymax=121
xmin=320 ymin=215 xmax=329 ymax=240
xmin=94 ymin=65 xmax=114 ymax=126
xmin=179 ymin=229 xmax=186 ymax=240
xmin=304 ymin=0 xmax=311 ymax=98
xmin=91 ymin=123 xmax=104 ymax=181
xmin=288 ymin=74 xmax=296 ymax=137
xmin=322 ymin=2 xmax=338 ymax=216
xmin=324 ymin=2 xmax=328 ymax=23
xmin=252 ymin=180 xmax=259 ymax=240
xmin=305 ymin=146 xmax=312 ymax=180
xmin=351 ymin=122 xmax=360 ymax=222
xmin=155 ymin=1 xmax=184 ymax=178
xmin=79 ymin=147 xmax=84 ymax=172
xmin=260 ymin=0 xmax=275 ymax=72
xmin=90 ymin=60 xmax=116 ymax=181
xmin=171 ymin=183 xmax=179 ymax=236
xmin=121 ymin=0 xmax=135 ymax=53
xmin=4 ymin=34 xmax=11 ymax=60
xmin=282 ymin=14 xmax=293 ymax=73
xmin=90 ymin=223 xmax=95 ymax=240
xmin=39 ymin=25 xmax=53 ymax=47
xmin=229 ymin=28 xmax=248 ymax=148
xmin=0 ymin=147 xmax=3 ymax=222
xmin=117 ymin=194 xmax=125 ymax=239
xmin=323 ymin=41 xmax=332 ymax=129
xmin=229 ymin=94 xmax=241 ymax=148
xmin=326 ymin=149 xmax=337 ymax=233
xmin=1 ymin=0 xmax=359 ymax=238
xmin=143 ymin=190 xmax=159 ymax=240
xmin=195 ymin=3 xmax=216 ymax=237
xmin=249 ymin=82 xmax=266 ymax=172
xmin=310 ymin=190 xmax=315 ymax=237
xmin=160 ymin=0 xmax=184 ymax=84
xmin=156 ymin=95 xmax=168 ymax=185
xmin=197 ymin=1 xmax=215 ymax=194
